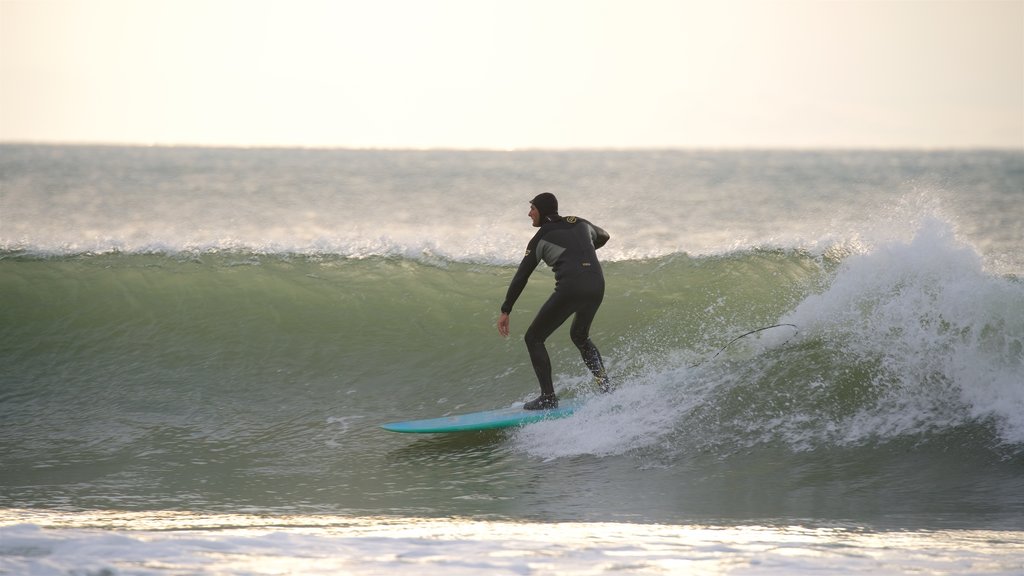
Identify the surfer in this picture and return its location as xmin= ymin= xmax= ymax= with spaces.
xmin=498 ymin=193 xmax=611 ymax=410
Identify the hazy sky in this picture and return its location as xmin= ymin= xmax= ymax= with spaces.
xmin=2 ymin=0 xmax=1021 ymax=149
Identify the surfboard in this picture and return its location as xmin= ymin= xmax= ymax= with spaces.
xmin=380 ymin=400 xmax=582 ymax=433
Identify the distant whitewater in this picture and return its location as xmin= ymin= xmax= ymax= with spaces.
xmin=1 ymin=146 xmax=1022 ymax=574
xmin=3 ymin=146 xmax=1021 ymax=271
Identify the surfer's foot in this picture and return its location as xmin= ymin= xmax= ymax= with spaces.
xmin=596 ymin=375 xmax=611 ymax=393
xmin=524 ymin=393 xmax=558 ymax=410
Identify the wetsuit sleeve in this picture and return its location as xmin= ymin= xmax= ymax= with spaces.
xmin=590 ymin=221 xmax=610 ymax=249
xmin=501 ymin=245 xmax=540 ymax=314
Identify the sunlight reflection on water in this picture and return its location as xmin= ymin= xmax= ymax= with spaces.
xmin=2 ymin=510 xmax=1022 ymax=575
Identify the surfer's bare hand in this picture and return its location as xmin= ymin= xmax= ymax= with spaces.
xmin=498 ymin=313 xmax=510 ymax=338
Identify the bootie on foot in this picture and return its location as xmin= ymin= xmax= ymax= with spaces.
xmin=523 ymin=393 xmax=558 ymax=410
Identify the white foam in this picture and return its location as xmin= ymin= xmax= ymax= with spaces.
xmin=784 ymin=217 xmax=1024 ymax=445
xmin=513 ymin=382 xmax=681 ymax=460
xmin=2 ymin=513 xmax=1021 ymax=576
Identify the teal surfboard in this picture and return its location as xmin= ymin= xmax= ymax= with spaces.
xmin=381 ymin=400 xmax=582 ymax=433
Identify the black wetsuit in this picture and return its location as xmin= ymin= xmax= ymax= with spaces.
xmin=501 ymin=215 xmax=610 ymax=397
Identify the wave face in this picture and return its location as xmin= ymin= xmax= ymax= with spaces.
xmin=1 ymin=146 xmax=1021 ymax=527
xmin=2 ymin=237 xmax=1021 ymax=525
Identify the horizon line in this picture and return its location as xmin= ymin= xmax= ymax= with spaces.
xmin=3 ymin=139 xmax=1022 ymax=153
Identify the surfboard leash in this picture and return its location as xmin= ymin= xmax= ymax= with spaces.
xmin=689 ymin=323 xmax=799 ymax=368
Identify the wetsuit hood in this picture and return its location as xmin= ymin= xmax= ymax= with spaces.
xmin=530 ymin=193 xmax=560 ymax=223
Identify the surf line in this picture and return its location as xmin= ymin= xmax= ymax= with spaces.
xmin=688 ymin=324 xmax=799 ymax=368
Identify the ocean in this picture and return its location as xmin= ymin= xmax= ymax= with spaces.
xmin=1 ymin=144 xmax=1022 ymax=574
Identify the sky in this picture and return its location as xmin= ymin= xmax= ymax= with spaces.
xmin=1 ymin=0 xmax=1021 ymax=149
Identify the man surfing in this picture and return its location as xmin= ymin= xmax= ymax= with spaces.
xmin=497 ymin=193 xmax=611 ymax=410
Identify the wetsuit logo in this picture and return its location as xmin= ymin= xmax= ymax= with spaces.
xmin=566 ymin=216 xmax=577 ymax=223
xmin=524 ymin=249 xmax=531 ymax=256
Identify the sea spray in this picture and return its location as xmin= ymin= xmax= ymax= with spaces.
xmin=785 ymin=217 xmax=1024 ymax=444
